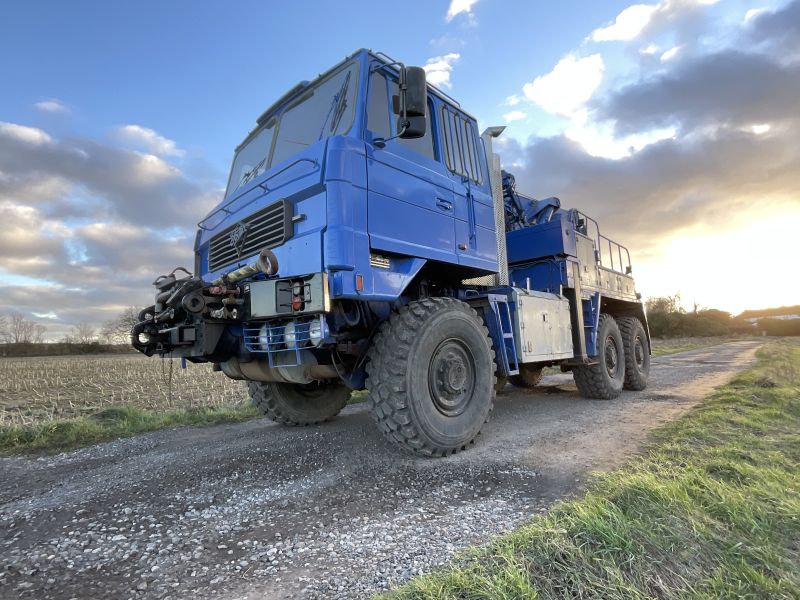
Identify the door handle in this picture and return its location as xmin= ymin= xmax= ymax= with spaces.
xmin=436 ymin=198 xmax=453 ymax=211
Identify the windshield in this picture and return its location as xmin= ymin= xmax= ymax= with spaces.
xmin=224 ymin=62 xmax=358 ymax=198
xmin=228 ymin=121 xmax=276 ymax=193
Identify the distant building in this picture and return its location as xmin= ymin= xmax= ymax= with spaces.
xmin=738 ymin=305 xmax=800 ymax=324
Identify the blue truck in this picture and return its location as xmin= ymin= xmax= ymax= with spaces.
xmin=132 ymin=49 xmax=651 ymax=457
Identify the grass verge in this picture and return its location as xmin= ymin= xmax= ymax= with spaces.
xmin=385 ymin=339 xmax=800 ymax=600
xmin=0 ymin=403 xmax=260 ymax=455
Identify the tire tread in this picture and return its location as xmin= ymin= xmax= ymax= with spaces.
xmin=365 ymin=297 xmax=495 ymax=457
xmin=573 ymin=314 xmax=624 ymax=400
xmin=248 ymin=381 xmax=350 ymax=426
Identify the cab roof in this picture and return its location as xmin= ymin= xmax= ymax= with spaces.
xmin=239 ymin=48 xmax=476 ymax=151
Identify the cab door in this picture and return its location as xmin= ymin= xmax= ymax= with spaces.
xmin=365 ymin=69 xmax=456 ymax=264
xmin=440 ymin=106 xmax=499 ymax=273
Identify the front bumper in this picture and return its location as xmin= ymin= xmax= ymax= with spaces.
xmin=131 ymin=270 xmax=331 ymax=364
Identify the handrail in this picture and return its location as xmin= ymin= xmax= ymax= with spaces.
xmin=576 ymin=211 xmax=632 ymax=275
xmin=198 ymin=157 xmax=319 ymax=231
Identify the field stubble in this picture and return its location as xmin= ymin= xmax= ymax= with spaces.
xmin=0 ymin=354 xmax=248 ymax=427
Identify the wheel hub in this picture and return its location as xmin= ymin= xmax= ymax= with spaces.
xmin=634 ymin=336 xmax=645 ymax=368
xmin=428 ymin=339 xmax=476 ymax=417
xmin=604 ymin=336 xmax=619 ymax=376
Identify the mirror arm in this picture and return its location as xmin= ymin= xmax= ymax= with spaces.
xmin=372 ymin=121 xmax=409 ymax=149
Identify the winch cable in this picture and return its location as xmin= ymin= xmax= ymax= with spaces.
xmin=160 ymin=353 xmax=174 ymax=405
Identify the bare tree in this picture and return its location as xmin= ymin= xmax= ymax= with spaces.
xmin=100 ymin=307 xmax=141 ymax=345
xmin=32 ymin=323 xmax=48 ymax=343
xmin=71 ymin=322 xmax=97 ymax=344
xmin=0 ymin=314 xmax=8 ymax=343
xmin=8 ymin=312 xmax=35 ymax=343
xmin=645 ymin=294 xmax=683 ymax=315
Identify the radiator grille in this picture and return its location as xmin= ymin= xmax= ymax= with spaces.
xmin=208 ymin=200 xmax=292 ymax=272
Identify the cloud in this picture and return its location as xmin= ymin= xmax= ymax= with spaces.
xmin=590 ymin=4 xmax=659 ymax=41
xmin=599 ymin=51 xmax=800 ymax=135
xmin=590 ymin=0 xmax=725 ymax=49
xmin=34 ymin=99 xmax=70 ymax=114
xmin=506 ymin=123 xmax=800 ymax=255
xmin=501 ymin=0 xmax=800 ymax=310
xmin=523 ymin=54 xmax=605 ymax=117
xmin=114 ymin=124 xmax=186 ymax=157
xmin=503 ymin=110 xmax=527 ymax=123
xmin=0 ymin=201 xmax=66 ymax=268
xmin=0 ymin=121 xmax=52 ymax=145
xmin=504 ymin=94 xmax=522 ymax=106
xmin=0 ymin=122 xmax=222 ymax=335
xmin=745 ymin=0 xmax=800 ymax=58
xmin=660 ymin=45 xmax=681 ymax=61
xmin=0 ymin=126 xmax=216 ymax=228
xmin=423 ymin=53 xmax=461 ymax=88
xmin=32 ymin=311 xmax=58 ymax=320
xmin=446 ymin=0 xmax=479 ymax=22
xmin=744 ymin=7 xmax=767 ymax=22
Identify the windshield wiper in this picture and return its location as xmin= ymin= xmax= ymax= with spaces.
xmin=237 ymin=156 xmax=267 ymax=189
xmin=318 ymin=72 xmax=351 ymax=140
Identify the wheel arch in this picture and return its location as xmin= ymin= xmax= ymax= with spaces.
xmin=600 ymin=297 xmax=651 ymax=353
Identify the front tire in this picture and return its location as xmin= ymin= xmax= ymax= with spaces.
xmin=618 ymin=317 xmax=650 ymax=390
xmin=248 ymin=380 xmax=351 ymax=426
xmin=573 ymin=314 xmax=625 ymax=400
xmin=366 ymin=297 xmax=495 ymax=457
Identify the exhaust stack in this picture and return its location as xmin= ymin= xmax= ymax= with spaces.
xmin=212 ymin=248 xmax=279 ymax=286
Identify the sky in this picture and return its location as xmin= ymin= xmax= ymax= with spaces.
xmin=0 ymin=0 xmax=798 ymax=339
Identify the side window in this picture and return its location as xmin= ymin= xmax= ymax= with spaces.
xmin=367 ymin=71 xmax=391 ymax=139
xmin=440 ymin=107 xmax=482 ymax=183
xmin=442 ymin=110 xmax=457 ymax=170
xmin=390 ymin=79 xmax=436 ymax=160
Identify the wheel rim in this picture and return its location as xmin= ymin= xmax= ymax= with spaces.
xmin=428 ymin=338 xmax=476 ymax=417
xmin=634 ymin=336 xmax=645 ymax=369
xmin=604 ymin=335 xmax=620 ymax=378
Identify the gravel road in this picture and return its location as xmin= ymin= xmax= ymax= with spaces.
xmin=0 ymin=340 xmax=761 ymax=600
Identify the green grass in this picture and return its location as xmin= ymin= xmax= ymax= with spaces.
xmin=0 ymin=402 xmax=260 ymax=455
xmin=384 ymin=339 xmax=800 ymax=600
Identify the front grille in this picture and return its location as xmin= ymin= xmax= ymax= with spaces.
xmin=208 ymin=200 xmax=292 ymax=272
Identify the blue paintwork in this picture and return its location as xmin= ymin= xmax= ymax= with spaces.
xmin=583 ymin=292 xmax=601 ymax=357
xmin=186 ymin=48 xmax=644 ymax=372
xmin=506 ymin=214 xmax=577 ymax=265
xmin=196 ymin=49 xmax=498 ymax=304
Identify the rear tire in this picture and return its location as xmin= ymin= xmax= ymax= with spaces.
xmin=248 ymin=380 xmax=351 ymax=426
xmin=366 ymin=297 xmax=495 ymax=457
xmin=509 ymin=364 xmax=544 ymax=388
xmin=618 ymin=317 xmax=650 ymax=391
xmin=573 ymin=314 xmax=625 ymax=400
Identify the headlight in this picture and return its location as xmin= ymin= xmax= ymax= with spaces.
xmin=284 ymin=320 xmax=299 ymax=349
xmin=309 ymin=317 xmax=324 ymax=347
xmin=258 ymin=323 xmax=271 ymax=351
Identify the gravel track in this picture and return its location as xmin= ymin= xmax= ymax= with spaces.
xmin=0 ymin=340 xmax=761 ymax=600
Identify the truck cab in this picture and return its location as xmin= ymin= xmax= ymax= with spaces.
xmin=133 ymin=49 xmax=651 ymax=457
xmin=196 ymin=50 xmax=497 ymax=305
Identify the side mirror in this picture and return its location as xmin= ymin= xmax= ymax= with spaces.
xmin=397 ymin=66 xmax=427 ymax=139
